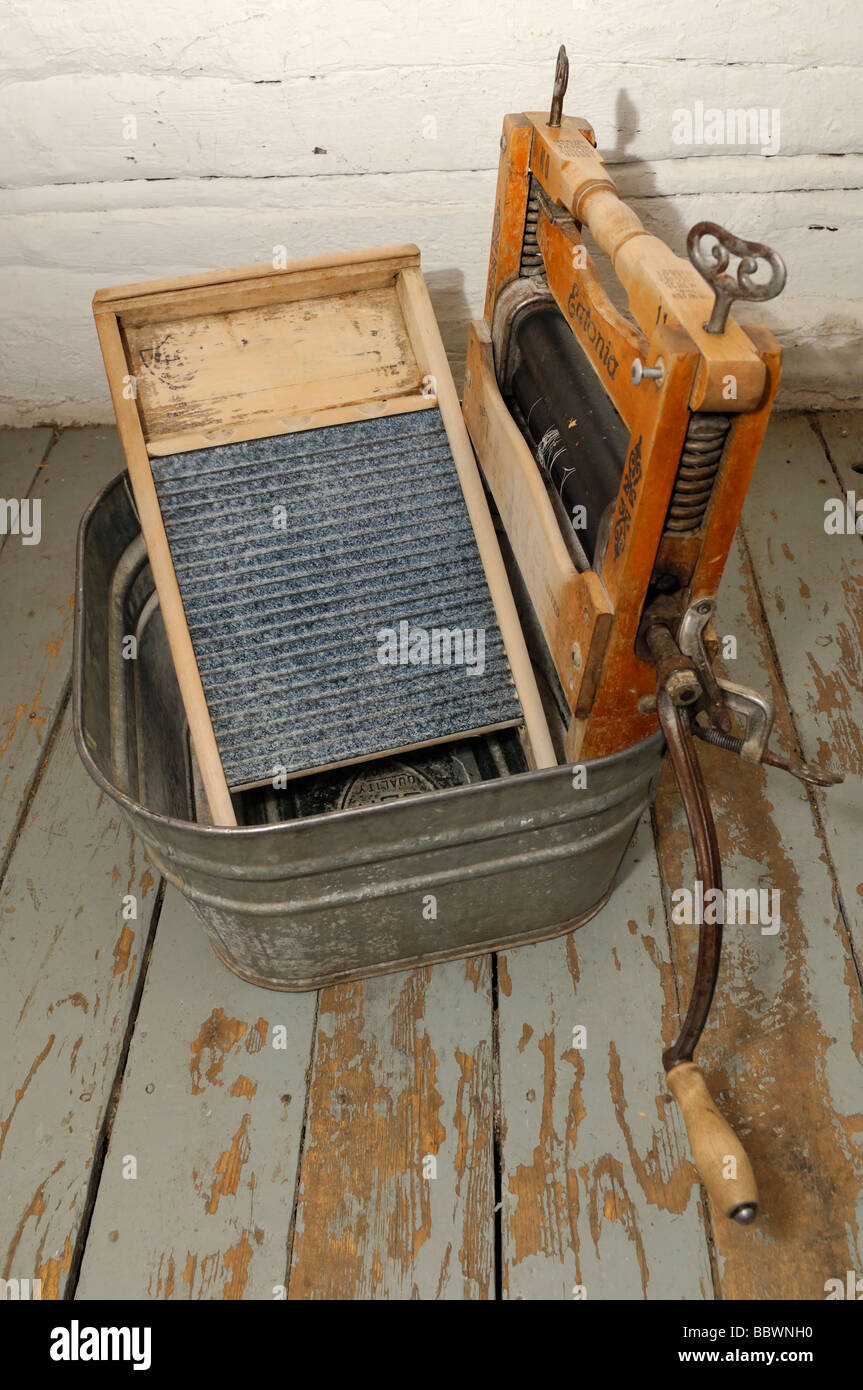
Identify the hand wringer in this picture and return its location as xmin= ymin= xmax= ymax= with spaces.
xmin=463 ymin=46 xmax=842 ymax=1225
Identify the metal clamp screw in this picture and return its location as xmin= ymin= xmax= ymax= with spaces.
xmin=687 ymin=221 xmax=786 ymax=336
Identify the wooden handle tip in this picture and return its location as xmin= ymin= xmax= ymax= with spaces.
xmin=667 ymin=1061 xmax=759 ymax=1224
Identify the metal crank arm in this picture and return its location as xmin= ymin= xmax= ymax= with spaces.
xmin=647 ymin=600 xmax=843 ymax=1222
xmin=648 ymin=627 xmax=759 ymax=1226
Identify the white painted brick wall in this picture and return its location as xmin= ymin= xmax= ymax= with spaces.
xmin=1 ymin=0 xmax=861 ymax=422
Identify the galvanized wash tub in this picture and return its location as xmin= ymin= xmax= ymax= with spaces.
xmin=73 ymin=473 xmax=665 ymax=990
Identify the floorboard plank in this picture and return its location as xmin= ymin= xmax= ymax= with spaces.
xmin=0 ymin=428 xmax=54 ymax=558
xmin=0 ymin=708 xmax=158 ymax=1299
xmin=652 ymin=529 xmax=863 ymax=1299
xmin=288 ymin=957 xmax=496 ymax=1300
xmin=0 ymin=427 xmax=125 ymax=866
xmin=1 ymin=411 xmax=858 ymax=1303
xmin=76 ymin=886 xmax=317 ymax=1301
xmin=739 ymin=414 xmax=863 ymax=957
xmin=497 ymin=818 xmax=714 ymax=1300
xmin=815 ymin=410 xmax=863 ymax=497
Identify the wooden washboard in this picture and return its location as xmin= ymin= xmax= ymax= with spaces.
xmin=93 ymin=246 xmax=554 ymax=825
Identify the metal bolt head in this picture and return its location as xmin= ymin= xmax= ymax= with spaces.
xmin=631 ymin=358 xmax=665 ymax=386
xmin=571 ymin=642 xmax=582 ymax=669
xmin=500 ymin=134 xmax=507 ymax=152
xmin=665 ymin=669 xmax=701 ymax=706
xmin=731 ymin=1203 xmax=758 ymax=1226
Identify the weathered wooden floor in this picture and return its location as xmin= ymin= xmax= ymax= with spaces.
xmin=0 ymin=415 xmax=860 ymax=1300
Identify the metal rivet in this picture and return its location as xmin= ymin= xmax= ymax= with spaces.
xmin=571 ymin=642 xmax=582 ymax=669
xmin=500 ymin=134 xmax=507 ymax=152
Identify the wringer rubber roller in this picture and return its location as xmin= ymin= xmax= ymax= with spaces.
xmin=462 ymin=46 xmax=842 ymax=1225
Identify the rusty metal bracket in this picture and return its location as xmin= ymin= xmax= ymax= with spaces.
xmin=679 ymin=600 xmax=842 ymax=785
xmin=679 ymin=599 xmax=775 ymax=758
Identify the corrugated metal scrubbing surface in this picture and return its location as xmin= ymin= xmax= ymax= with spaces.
xmin=150 ymin=409 xmax=522 ymax=788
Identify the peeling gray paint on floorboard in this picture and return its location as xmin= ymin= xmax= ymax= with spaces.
xmin=0 ymin=706 xmax=158 ymax=1298
xmin=288 ymin=956 xmax=496 ymax=1300
xmin=496 ymin=816 xmax=714 ymax=1301
xmin=0 ymin=416 xmax=860 ymax=1300
xmin=0 ymin=427 xmax=125 ymax=864
xmin=651 ymin=529 xmax=863 ymax=1299
xmin=76 ymin=886 xmax=317 ymax=1301
xmin=739 ymin=414 xmax=863 ymax=960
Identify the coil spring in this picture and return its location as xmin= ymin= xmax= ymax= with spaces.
xmin=695 ymin=725 xmax=744 ymax=754
xmin=664 ymin=413 xmax=731 ymax=533
xmin=519 ymin=179 xmax=543 ymax=276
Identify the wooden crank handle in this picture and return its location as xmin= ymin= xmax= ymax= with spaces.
xmin=666 ymin=1062 xmax=758 ymax=1224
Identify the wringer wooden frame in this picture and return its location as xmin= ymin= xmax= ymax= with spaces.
xmin=84 ymin=47 xmax=843 ymax=1230
xmin=463 ymin=47 xmax=842 ymax=1225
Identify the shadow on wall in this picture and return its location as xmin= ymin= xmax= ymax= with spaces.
xmin=582 ymin=89 xmax=798 ymax=353
xmin=422 ymin=87 xmax=706 ymax=385
xmin=425 ymin=87 xmax=863 ymax=411
xmin=610 ymin=89 xmax=863 ymax=406
xmin=586 ymin=89 xmax=691 ymax=330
